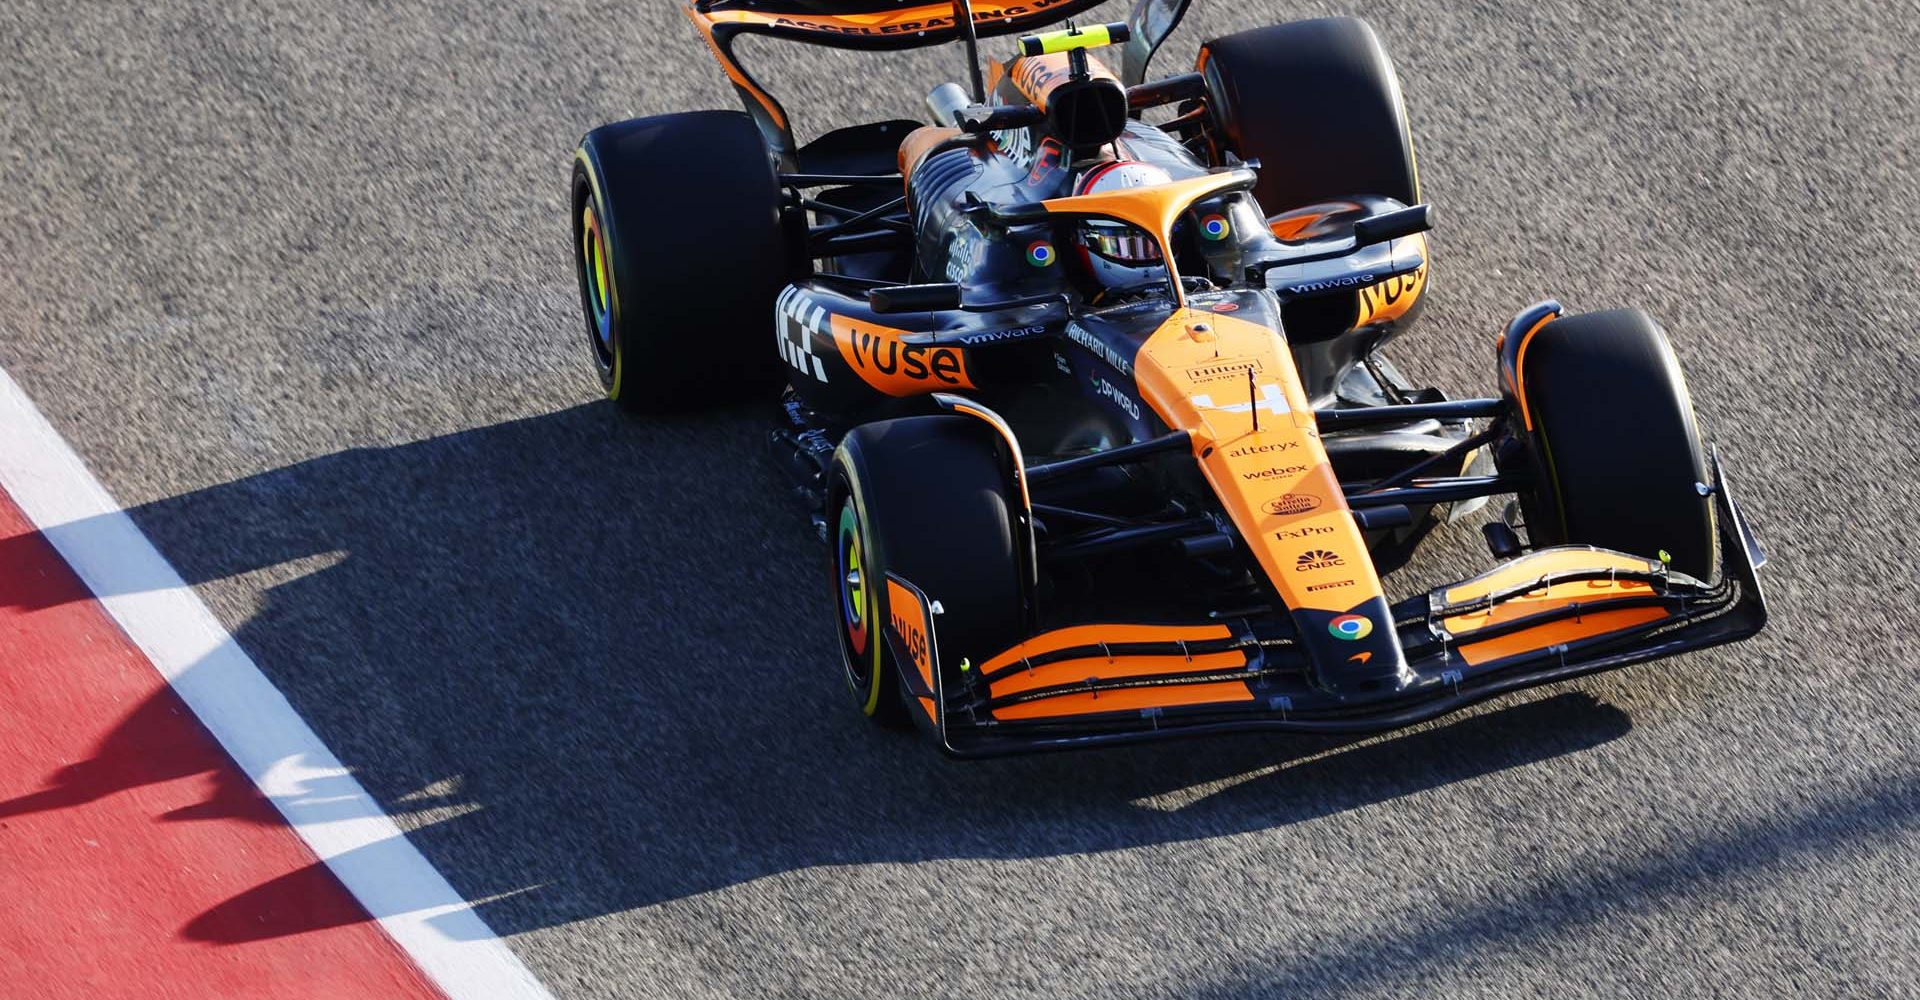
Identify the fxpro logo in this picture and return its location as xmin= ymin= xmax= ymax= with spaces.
xmin=1093 ymin=376 xmax=1141 ymax=420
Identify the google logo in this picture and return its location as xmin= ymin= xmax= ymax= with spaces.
xmin=1328 ymin=614 xmax=1374 ymax=641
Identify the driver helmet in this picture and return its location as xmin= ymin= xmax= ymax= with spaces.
xmin=1073 ymin=161 xmax=1172 ymax=291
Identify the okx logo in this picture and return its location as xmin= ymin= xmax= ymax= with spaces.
xmin=1295 ymin=549 xmax=1344 ymax=571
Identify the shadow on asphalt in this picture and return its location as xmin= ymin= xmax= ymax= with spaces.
xmin=1188 ymin=767 xmax=1920 ymax=999
xmin=1 ymin=402 xmax=1639 ymax=942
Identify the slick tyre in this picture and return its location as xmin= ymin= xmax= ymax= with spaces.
xmin=827 ymin=417 xmax=1024 ymax=728
xmin=1515 ymin=309 xmax=1716 ymax=580
xmin=1199 ymin=17 xmax=1420 ymax=214
xmin=572 ymin=110 xmax=787 ymax=413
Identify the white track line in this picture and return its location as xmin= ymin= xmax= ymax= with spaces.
xmin=0 ymin=366 xmax=556 ymax=1000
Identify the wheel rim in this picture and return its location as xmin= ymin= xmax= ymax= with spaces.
xmin=834 ymin=500 xmax=875 ymax=694
xmin=836 ymin=502 xmax=869 ymax=658
xmin=578 ymin=202 xmax=614 ymax=367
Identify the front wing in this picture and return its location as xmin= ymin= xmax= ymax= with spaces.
xmin=883 ymin=453 xmax=1769 ymax=757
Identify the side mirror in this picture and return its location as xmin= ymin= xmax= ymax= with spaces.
xmin=869 ymin=283 xmax=964 ymax=314
xmin=1353 ymin=203 xmax=1434 ymax=246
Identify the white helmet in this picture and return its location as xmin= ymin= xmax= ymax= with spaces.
xmin=1073 ymin=161 xmax=1171 ymax=291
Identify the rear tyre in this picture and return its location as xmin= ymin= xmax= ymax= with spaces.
xmin=1515 ymin=309 xmax=1716 ymax=579
xmin=827 ymin=417 xmax=1024 ymax=727
xmin=1200 ymin=17 xmax=1420 ymax=214
xmin=571 ymin=110 xmax=787 ymax=413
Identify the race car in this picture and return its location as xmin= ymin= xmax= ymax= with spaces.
xmin=568 ymin=0 xmax=1769 ymax=756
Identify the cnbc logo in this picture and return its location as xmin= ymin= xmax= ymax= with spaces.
xmin=1294 ymin=549 xmax=1344 ymax=571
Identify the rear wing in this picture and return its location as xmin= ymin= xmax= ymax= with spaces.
xmin=686 ymin=0 xmax=1194 ymax=154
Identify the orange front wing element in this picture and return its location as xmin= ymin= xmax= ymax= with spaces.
xmin=943 ymin=547 xmax=1731 ymax=729
xmin=973 ymin=623 xmax=1254 ymax=720
xmin=1435 ymin=548 xmax=1682 ymax=666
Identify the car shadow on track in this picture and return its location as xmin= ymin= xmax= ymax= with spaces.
xmin=1 ymin=402 xmax=1635 ymax=941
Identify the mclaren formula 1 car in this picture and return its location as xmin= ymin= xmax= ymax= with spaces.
xmin=569 ymin=0 xmax=1769 ymax=755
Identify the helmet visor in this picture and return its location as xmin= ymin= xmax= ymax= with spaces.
xmin=1083 ymin=227 xmax=1164 ymax=266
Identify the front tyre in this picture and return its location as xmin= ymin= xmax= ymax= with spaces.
xmin=1513 ymin=309 xmax=1716 ymax=580
xmin=827 ymin=417 xmax=1024 ymax=728
xmin=571 ymin=110 xmax=787 ymax=413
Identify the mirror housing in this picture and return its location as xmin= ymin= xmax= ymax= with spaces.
xmin=1353 ymin=204 xmax=1435 ymax=246
xmin=869 ymin=283 xmax=964 ymax=314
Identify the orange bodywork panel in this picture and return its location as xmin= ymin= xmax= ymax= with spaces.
xmin=886 ymin=578 xmax=935 ymax=690
xmin=993 ymin=681 xmax=1256 ymax=720
xmin=899 ymin=126 xmax=963 ymax=179
xmin=989 ymin=650 xmax=1249 ymax=699
xmin=1453 ymin=605 xmax=1672 ymax=666
xmin=683 ymin=8 xmax=789 ymax=133
xmin=1356 ymin=234 xmax=1429 ymax=326
xmin=1010 ymin=52 xmax=1118 ymax=110
xmin=1133 ymin=308 xmax=1389 ymax=616
xmin=830 ymin=314 xmax=976 ymax=397
xmin=695 ymin=0 xmax=1096 ymax=38
xmin=1507 ymin=309 xmax=1560 ymax=431
xmin=1266 ymin=201 xmax=1365 ymax=243
xmin=1443 ymin=548 xmax=1659 ymax=605
xmin=1028 ymin=173 xmax=1395 ymax=653
xmin=975 ymin=623 xmax=1248 ymax=722
xmin=978 ymin=622 xmax=1233 ymax=674
xmin=1036 ymin=172 xmax=1252 ymax=309
xmin=1441 ymin=548 xmax=1676 ymax=666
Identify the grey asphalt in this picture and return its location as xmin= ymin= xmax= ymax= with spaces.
xmin=3 ymin=0 xmax=1917 ymax=997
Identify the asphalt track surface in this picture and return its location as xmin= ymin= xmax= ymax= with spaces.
xmin=2 ymin=1 xmax=1916 ymax=997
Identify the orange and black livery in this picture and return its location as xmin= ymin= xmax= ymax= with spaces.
xmin=566 ymin=1 xmax=1769 ymax=756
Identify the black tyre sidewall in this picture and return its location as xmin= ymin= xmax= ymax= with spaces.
xmin=1518 ymin=309 xmax=1716 ymax=579
xmin=1201 ymin=17 xmax=1420 ymax=214
xmin=571 ymin=110 xmax=787 ymax=413
xmin=829 ymin=417 xmax=1024 ymax=726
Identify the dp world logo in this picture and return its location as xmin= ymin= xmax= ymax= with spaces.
xmin=1295 ymin=549 xmax=1344 ymax=571
xmin=1328 ymin=614 xmax=1374 ymax=641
